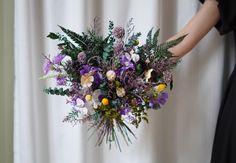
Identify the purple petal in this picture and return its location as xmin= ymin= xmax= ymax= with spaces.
xmin=80 ymin=65 xmax=91 ymax=75
xmin=52 ymin=54 xmax=65 ymax=64
xmin=43 ymin=61 xmax=52 ymax=74
xmin=56 ymin=76 xmax=66 ymax=85
xmin=158 ymin=92 xmax=168 ymax=105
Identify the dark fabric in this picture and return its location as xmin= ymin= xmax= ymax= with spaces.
xmin=200 ymin=0 xmax=236 ymax=35
xmin=199 ymin=0 xmax=236 ymax=163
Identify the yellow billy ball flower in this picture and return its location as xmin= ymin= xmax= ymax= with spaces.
xmin=85 ymin=94 xmax=92 ymax=101
xmin=155 ymin=83 xmax=166 ymax=93
xmin=102 ymin=98 xmax=109 ymax=106
xmin=133 ymin=40 xmax=139 ymax=46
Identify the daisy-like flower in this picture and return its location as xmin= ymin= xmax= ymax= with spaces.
xmin=106 ymin=70 xmax=116 ymax=81
xmin=81 ymin=73 xmax=94 ymax=88
xmin=116 ymin=87 xmax=126 ymax=97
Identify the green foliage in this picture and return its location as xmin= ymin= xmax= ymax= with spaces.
xmin=157 ymin=34 xmax=187 ymax=51
xmin=101 ymin=21 xmax=115 ymax=63
xmin=44 ymin=87 xmax=69 ymax=96
xmin=131 ymin=106 xmax=149 ymax=128
xmin=47 ymin=32 xmax=60 ymax=39
xmin=59 ymin=26 xmax=88 ymax=50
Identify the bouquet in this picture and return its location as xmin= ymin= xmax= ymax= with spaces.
xmin=41 ymin=18 xmax=185 ymax=150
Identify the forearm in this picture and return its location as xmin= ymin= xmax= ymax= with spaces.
xmin=168 ymin=0 xmax=220 ymax=58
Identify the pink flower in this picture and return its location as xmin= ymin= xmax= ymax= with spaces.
xmin=113 ymin=27 xmax=125 ymax=39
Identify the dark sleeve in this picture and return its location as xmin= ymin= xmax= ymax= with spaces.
xmin=199 ymin=0 xmax=236 ymax=35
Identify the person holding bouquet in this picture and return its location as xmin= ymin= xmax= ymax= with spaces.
xmin=168 ymin=0 xmax=236 ymax=162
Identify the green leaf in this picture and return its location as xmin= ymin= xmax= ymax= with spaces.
xmin=47 ymin=32 xmax=59 ymax=39
xmin=58 ymin=25 xmax=87 ymax=50
xmin=102 ymin=52 xmax=110 ymax=61
xmin=159 ymin=34 xmax=187 ymax=50
xmin=153 ymin=29 xmax=160 ymax=46
xmin=146 ymin=28 xmax=153 ymax=45
xmin=44 ymin=87 xmax=70 ymax=96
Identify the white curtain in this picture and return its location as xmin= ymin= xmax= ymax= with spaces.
xmin=14 ymin=0 xmax=234 ymax=163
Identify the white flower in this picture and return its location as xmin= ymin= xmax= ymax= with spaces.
xmin=84 ymin=89 xmax=102 ymax=110
xmin=116 ymin=87 xmax=126 ymax=97
xmin=106 ymin=70 xmax=116 ymax=81
xmin=92 ymin=89 xmax=102 ymax=108
xmin=74 ymin=98 xmax=88 ymax=117
xmin=144 ymin=69 xmax=153 ymax=82
xmin=122 ymin=112 xmax=135 ymax=124
xmin=76 ymin=98 xmax=85 ymax=107
xmin=81 ymin=73 xmax=94 ymax=88
xmin=130 ymin=50 xmax=140 ymax=63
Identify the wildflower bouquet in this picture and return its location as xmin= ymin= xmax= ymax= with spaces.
xmin=42 ymin=19 xmax=185 ymax=150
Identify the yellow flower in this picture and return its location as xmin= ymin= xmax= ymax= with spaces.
xmin=133 ymin=40 xmax=139 ymax=46
xmin=85 ymin=94 xmax=92 ymax=101
xmin=81 ymin=73 xmax=94 ymax=88
xmin=102 ymin=98 xmax=109 ymax=106
xmin=154 ymin=83 xmax=166 ymax=93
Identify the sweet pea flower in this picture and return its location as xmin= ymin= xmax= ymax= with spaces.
xmin=43 ymin=61 xmax=53 ymax=74
xmin=119 ymin=54 xmax=134 ymax=70
xmin=73 ymin=98 xmax=88 ymax=117
xmin=52 ymin=54 xmax=65 ymax=64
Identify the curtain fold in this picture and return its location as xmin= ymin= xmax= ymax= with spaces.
xmin=14 ymin=0 xmax=231 ymax=163
xmin=0 ymin=0 xmax=14 ymax=163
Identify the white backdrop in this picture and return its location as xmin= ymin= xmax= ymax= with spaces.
xmin=14 ymin=0 xmax=234 ymax=163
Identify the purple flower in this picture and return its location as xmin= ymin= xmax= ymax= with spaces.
xmin=153 ymin=59 xmax=167 ymax=72
xmin=52 ymin=54 xmax=65 ymax=64
xmin=120 ymin=107 xmax=131 ymax=115
xmin=43 ymin=61 xmax=53 ymax=74
xmin=163 ymin=70 xmax=172 ymax=83
xmin=56 ymin=76 xmax=66 ymax=85
xmin=113 ymin=27 xmax=125 ymax=39
xmin=80 ymin=65 xmax=91 ymax=75
xmin=113 ymin=41 xmax=124 ymax=54
xmin=158 ymin=92 xmax=168 ymax=105
xmin=119 ymin=55 xmax=134 ymax=70
xmin=77 ymin=51 xmax=86 ymax=63
xmin=93 ymin=72 xmax=103 ymax=86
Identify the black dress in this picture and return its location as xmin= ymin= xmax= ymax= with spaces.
xmin=199 ymin=0 xmax=236 ymax=162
